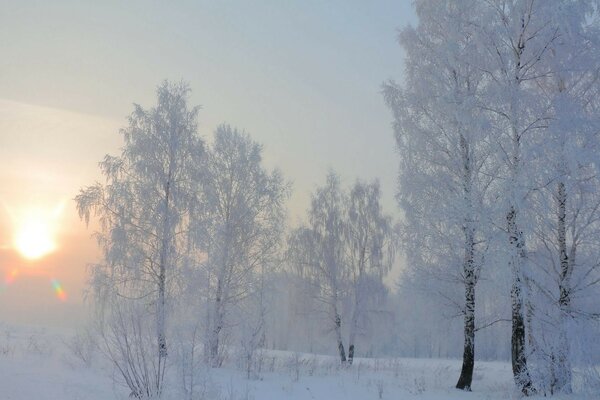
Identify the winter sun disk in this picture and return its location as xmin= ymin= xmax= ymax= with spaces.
xmin=12 ymin=205 xmax=62 ymax=260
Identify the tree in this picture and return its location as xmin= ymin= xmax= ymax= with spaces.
xmin=527 ymin=9 xmax=600 ymax=390
xmin=390 ymin=1 xmax=600 ymax=393
xmin=289 ymin=172 xmax=394 ymax=365
xmin=200 ymin=124 xmax=289 ymax=367
xmin=345 ymin=180 xmax=396 ymax=364
xmin=471 ymin=1 xmax=600 ymax=393
xmin=384 ymin=0 xmax=494 ymax=390
xmin=76 ymin=81 xmax=204 ymax=398
xmin=288 ymin=172 xmax=349 ymax=364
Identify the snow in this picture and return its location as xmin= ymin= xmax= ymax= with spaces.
xmin=0 ymin=323 xmax=592 ymax=400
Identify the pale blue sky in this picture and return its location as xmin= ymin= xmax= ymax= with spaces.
xmin=1 ymin=0 xmax=416 ymax=218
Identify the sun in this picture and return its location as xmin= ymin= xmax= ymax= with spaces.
xmin=14 ymin=216 xmax=56 ymax=260
xmin=11 ymin=204 xmax=64 ymax=260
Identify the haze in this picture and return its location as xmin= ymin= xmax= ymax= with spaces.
xmin=0 ymin=1 xmax=415 ymax=328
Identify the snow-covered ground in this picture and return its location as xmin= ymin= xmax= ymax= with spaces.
xmin=0 ymin=323 xmax=591 ymax=400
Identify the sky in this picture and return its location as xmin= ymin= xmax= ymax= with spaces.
xmin=0 ymin=0 xmax=417 ymax=327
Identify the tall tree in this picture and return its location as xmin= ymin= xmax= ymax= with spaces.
xmin=527 ymin=7 xmax=600 ymax=391
xmin=452 ymin=1 xmax=574 ymax=393
xmin=384 ymin=0 xmax=493 ymax=390
xmin=76 ymin=81 xmax=204 ymax=398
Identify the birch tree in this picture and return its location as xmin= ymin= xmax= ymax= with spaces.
xmin=289 ymin=173 xmax=395 ymax=365
xmin=467 ymin=1 xmax=571 ymax=393
xmin=527 ymin=8 xmax=600 ymax=391
xmin=288 ymin=172 xmax=349 ymax=364
xmin=384 ymin=0 xmax=494 ymax=390
xmin=345 ymin=180 xmax=395 ymax=365
xmin=200 ymin=124 xmax=288 ymax=367
xmin=76 ymin=81 xmax=204 ymax=398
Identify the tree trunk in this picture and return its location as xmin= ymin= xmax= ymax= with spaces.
xmin=507 ymin=207 xmax=534 ymax=395
xmin=348 ymin=308 xmax=357 ymax=365
xmin=157 ymin=266 xmax=167 ymax=360
xmin=209 ymin=227 xmax=231 ymax=368
xmin=156 ymin=266 xmax=167 ymax=396
xmin=511 ymin=280 xmax=533 ymax=394
xmin=348 ymin=279 xmax=362 ymax=366
xmin=456 ymin=229 xmax=476 ymax=390
xmin=156 ymin=178 xmax=171 ymax=395
xmin=210 ymin=282 xmax=224 ymax=367
xmin=556 ymin=181 xmax=572 ymax=393
xmin=456 ymin=133 xmax=477 ymax=391
xmin=334 ymin=312 xmax=347 ymax=364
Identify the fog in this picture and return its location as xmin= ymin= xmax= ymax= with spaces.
xmin=0 ymin=2 xmax=414 ymax=330
xmin=2 ymin=1 xmax=600 ymax=399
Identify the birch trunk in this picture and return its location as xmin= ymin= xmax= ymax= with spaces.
xmin=555 ymin=181 xmax=573 ymax=393
xmin=508 ymin=206 xmax=534 ymax=394
xmin=334 ymin=311 xmax=347 ymax=364
xmin=156 ymin=177 xmax=171 ymax=394
xmin=456 ymin=228 xmax=476 ymax=390
xmin=456 ymin=134 xmax=478 ymax=390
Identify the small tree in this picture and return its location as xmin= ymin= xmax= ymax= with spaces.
xmin=345 ymin=180 xmax=396 ymax=365
xmin=289 ymin=173 xmax=395 ymax=365
xmin=288 ymin=172 xmax=349 ymax=364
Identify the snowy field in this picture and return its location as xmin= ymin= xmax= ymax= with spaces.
xmin=0 ymin=323 xmax=592 ymax=400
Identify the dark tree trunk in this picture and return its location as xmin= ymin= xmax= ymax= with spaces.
xmin=511 ymin=280 xmax=533 ymax=394
xmin=507 ymin=207 xmax=534 ymax=395
xmin=456 ymin=245 xmax=475 ymax=390
xmin=348 ymin=344 xmax=355 ymax=365
xmin=456 ymin=134 xmax=477 ymax=391
xmin=334 ymin=313 xmax=347 ymax=364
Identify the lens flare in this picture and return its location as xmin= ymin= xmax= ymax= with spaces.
xmin=5 ymin=269 xmax=19 ymax=285
xmin=0 ymin=268 xmax=68 ymax=302
xmin=51 ymin=279 xmax=67 ymax=301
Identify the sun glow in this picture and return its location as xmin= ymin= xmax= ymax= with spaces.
xmin=11 ymin=203 xmax=64 ymax=260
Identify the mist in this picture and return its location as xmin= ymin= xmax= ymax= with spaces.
xmin=2 ymin=1 xmax=600 ymax=400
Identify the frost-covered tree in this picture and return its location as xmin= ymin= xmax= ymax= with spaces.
xmin=345 ymin=180 xmax=396 ymax=365
xmin=384 ymin=0 xmax=494 ymax=390
xmin=199 ymin=124 xmax=288 ymax=367
xmin=525 ymin=6 xmax=600 ymax=392
xmin=388 ymin=0 xmax=600 ymax=394
xmin=288 ymin=172 xmax=349 ymax=364
xmin=471 ymin=1 xmax=600 ymax=393
xmin=76 ymin=81 xmax=204 ymax=398
xmin=289 ymin=173 xmax=394 ymax=365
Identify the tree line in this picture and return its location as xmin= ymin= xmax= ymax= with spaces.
xmin=384 ymin=0 xmax=600 ymax=395
xmin=76 ymin=81 xmax=396 ymax=398
xmin=75 ymin=1 xmax=600 ymax=398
